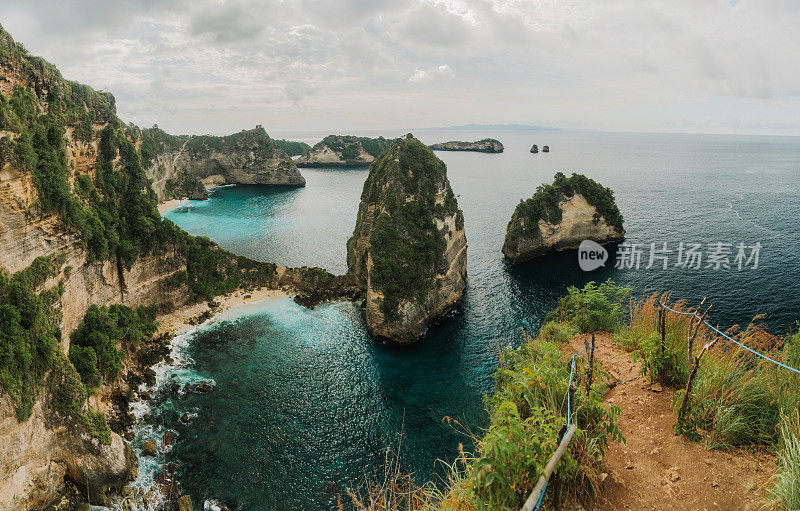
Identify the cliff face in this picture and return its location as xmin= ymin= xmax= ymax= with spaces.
xmin=429 ymin=138 xmax=504 ymax=153
xmin=0 ymin=25 xmax=374 ymax=509
xmin=295 ymin=135 xmax=392 ymax=167
xmin=0 ymin=395 xmax=136 ymax=509
xmin=347 ymin=134 xmax=467 ymax=343
xmin=502 ymin=172 xmax=624 ymax=263
xmin=143 ymin=128 xmax=305 ymax=201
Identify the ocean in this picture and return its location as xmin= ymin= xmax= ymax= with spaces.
xmin=133 ymin=129 xmax=800 ymax=510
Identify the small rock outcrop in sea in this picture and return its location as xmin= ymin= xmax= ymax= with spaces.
xmin=530 ymin=144 xmax=538 ymax=153
xmin=294 ymin=135 xmax=392 ymax=167
xmin=429 ymin=138 xmax=504 ymax=153
xmin=502 ymin=172 xmax=624 ymax=263
xmin=347 ymin=134 xmax=467 ymax=343
xmin=543 ymin=145 xmax=550 ymax=152
xmin=143 ymin=127 xmax=305 ymax=201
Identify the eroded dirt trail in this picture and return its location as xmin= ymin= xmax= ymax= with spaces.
xmin=563 ymin=334 xmax=775 ymax=511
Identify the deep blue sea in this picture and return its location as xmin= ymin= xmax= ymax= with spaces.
xmin=140 ymin=130 xmax=800 ymax=510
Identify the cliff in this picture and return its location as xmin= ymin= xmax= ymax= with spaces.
xmin=502 ymin=172 xmax=624 ymax=263
xmin=347 ymin=134 xmax=467 ymax=343
xmin=0 ymin=26 xmax=345 ymax=509
xmin=294 ymin=135 xmax=392 ymax=167
xmin=142 ymin=127 xmax=305 ymax=202
xmin=429 ymin=138 xmax=504 ymax=153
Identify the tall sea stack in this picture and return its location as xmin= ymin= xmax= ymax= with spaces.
xmin=347 ymin=134 xmax=467 ymax=343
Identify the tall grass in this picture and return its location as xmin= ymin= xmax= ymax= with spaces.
xmin=768 ymin=410 xmax=800 ymax=510
xmin=614 ymin=292 xmax=694 ymax=385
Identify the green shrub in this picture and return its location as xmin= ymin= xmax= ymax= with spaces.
xmin=477 ymin=329 xmax=623 ymax=508
xmin=0 ymin=256 xmax=63 ymax=420
xmin=69 ymin=304 xmax=157 ymax=388
xmin=546 ymin=280 xmax=630 ymax=334
xmin=472 ymin=402 xmax=568 ymax=508
xmin=538 ymin=321 xmax=578 ymax=345
xmin=81 ymin=407 xmax=112 ymax=445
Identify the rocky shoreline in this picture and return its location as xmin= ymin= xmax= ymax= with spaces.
xmin=106 ymin=287 xmax=288 ymax=510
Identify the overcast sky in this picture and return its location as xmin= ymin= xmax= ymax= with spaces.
xmin=3 ymin=0 xmax=800 ymax=136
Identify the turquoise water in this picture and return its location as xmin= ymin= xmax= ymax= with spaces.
xmin=154 ymin=130 xmax=800 ymax=509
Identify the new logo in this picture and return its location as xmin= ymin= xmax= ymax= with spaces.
xmin=578 ymin=240 xmax=608 ymax=271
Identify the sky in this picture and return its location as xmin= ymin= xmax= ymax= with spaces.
xmin=3 ymin=0 xmax=800 ymax=136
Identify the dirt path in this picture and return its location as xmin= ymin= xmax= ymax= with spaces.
xmin=563 ymin=333 xmax=775 ymax=511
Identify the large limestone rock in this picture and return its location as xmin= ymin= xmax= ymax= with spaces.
xmin=144 ymin=127 xmax=305 ymax=201
xmin=429 ymin=138 xmax=504 ymax=153
xmin=347 ymin=134 xmax=467 ymax=343
xmin=295 ymin=135 xmax=392 ymax=167
xmin=502 ymin=172 xmax=624 ymax=263
xmin=0 ymin=396 xmax=136 ymax=508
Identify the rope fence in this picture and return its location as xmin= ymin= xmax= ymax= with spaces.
xmin=659 ymin=302 xmax=800 ymax=376
xmin=520 ymin=298 xmax=799 ymax=511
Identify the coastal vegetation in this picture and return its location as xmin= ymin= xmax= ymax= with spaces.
xmin=296 ymin=135 xmax=394 ymax=166
xmin=69 ymin=304 xmax=158 ymax=389
xmin=164 ymin=169 xmax=207 ymax=200
xmin=322 ymin=135 xmax=392 ymax=159
xmin=274 ymin=138 xmax=311 ymax=156
xmin=506 ymin=172 xmax=624 ymax=242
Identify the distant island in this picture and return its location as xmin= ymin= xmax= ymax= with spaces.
xmin=429 ymin=138 xmax=504 ymax=153
xmin=295 ymin=135 xmax=393 ymax=167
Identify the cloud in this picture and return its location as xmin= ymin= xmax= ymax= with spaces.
xmin=1 ymin=0 xmax=799 ymax=135
xmin=409 ymin=64 xmax=455 ymax=83
xmin=409 ymin=69 xmax=431 ymax=82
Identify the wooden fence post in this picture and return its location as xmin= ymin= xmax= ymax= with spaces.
xmin=678 ymin=336 xmax=719 ymax=421
xmin=585 ymin=333 xmax=595 ymax=394
xmin=687 ymin=298 xmax=709 ymax=365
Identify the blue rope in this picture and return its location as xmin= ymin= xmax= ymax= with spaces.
xmin=535 ymin=345 xmax=589 ymax=511
xmin=534 ymin=478 xmax=549 ymax=510
xmin=660 ymin=303 xmax=800 ymax=376
xmin=566 ymin=345 xmax=586 ymax=426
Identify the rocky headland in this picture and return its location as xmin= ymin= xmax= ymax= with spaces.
xmin=142 ymin=127 xmax=305 ymax=202
xmin=294 ymin=135 xmax=392 ymax=167
xmin=347 ymin=134 xmax=467 ymax=343
xmin=502 ymin=172 xmax=624 ymax=263
xmin=0 ymin=26 xmax=354 ymax=510
xmin=428 ymin=138 xmax=504 ymax=153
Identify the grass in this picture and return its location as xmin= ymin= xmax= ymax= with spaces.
xmin=768 ymin=410 xmax=800 ymax=509
xmin=615 ymin=292 xmax=800 ymax=506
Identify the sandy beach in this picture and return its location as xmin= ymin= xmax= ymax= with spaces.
xmin=157 ymin=199 xmax=188 ymax=214
xmin=155 ymin=287 xmax=288 ymax=336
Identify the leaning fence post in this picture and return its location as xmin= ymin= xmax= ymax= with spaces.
xmin=678 ymin=335 xmax=719 ymax=424
xmin=687 ymin=298 xmax=708 ymax=365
